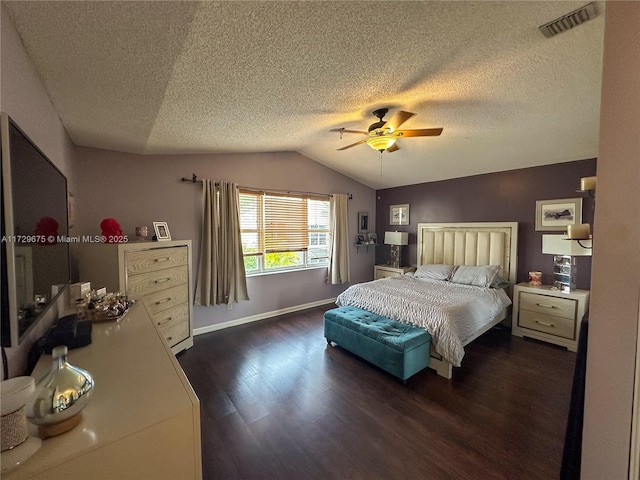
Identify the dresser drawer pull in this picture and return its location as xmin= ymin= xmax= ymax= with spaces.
xmin=155 ymin=297 xmax=172 ymax=305
xmin=166 ymin=336 xmax=173 ymax=342
xmin=158 ymin=317 xmax=172 ymax=325
xmin=535 ymin=320 xmax=555 ymax=327
xmin=154 ymin=257 xmax=170 ymax=263
xmin=535 ymin=303 xmax=557 ymax=309
xmin=155 ymin=278 xmax=171 ymax=284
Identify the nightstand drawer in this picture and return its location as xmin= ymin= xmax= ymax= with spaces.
xmin=376 ymin=269 xmax=399 ymax=279
xmin=519 ymin=292 xmax=577 ymax=319
xmin=518 ymin=310 xmax=576 ymax=340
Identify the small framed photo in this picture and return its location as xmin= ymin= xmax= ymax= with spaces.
xmin=357 ymin=234 xmax=366 ymax=244
xmin=535 ymin=198 xmax=582 ymax=231
xmin=358 ymin=211 xmax=369 ymax=233
xmin=368 ymin=233 xmax=377 ymax=244
xmin=390 ymin=204 xmax=410 ymax=226
xmin=153 ymin=221 xmax=171 ymax=241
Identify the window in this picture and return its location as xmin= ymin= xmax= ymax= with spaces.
xmin=239 ymin=190 xmax=330 ymax=275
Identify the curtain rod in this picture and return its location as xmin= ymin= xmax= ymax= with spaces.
xmin=180 ymin=174 xmax=352 ymax=199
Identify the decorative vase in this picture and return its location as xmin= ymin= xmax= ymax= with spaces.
xmin=26 ymin=346 xmax=95 ymax=438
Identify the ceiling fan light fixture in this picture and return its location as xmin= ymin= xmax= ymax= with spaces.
xmin=366 ymin=135 xmax=396 ymax=152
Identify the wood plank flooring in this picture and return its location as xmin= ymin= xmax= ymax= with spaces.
xmin=178 ymin=306 xmax=576 ymax=480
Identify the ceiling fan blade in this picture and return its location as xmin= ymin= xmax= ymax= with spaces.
xmin=387 ymin=143 xmax=400 ymax=153
xmin=329 ymin=128 xmax=368 ymax=134
xmin=384 ymin=111 xmax=415 ymax=131
xmin=396 ymin=127 xmax=443 ymax=137
xmin=336 ymin=138 xmax=368 ymax=151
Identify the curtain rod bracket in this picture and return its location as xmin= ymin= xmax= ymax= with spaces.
xmin=181 ymin=173 xmax=198 ymax=183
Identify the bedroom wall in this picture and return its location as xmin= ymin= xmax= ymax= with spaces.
xmin=1 ymin=6 xmax=78 ymax=377
xmin=72 ymin=147 xmax=376 ymax=331
xmin=582 ymin=2 xmax=640 ymax=477
xmin=375 ymin=159 xmax=596 ymax=290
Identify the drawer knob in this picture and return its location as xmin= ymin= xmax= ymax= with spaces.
xmin=155 ymin=278 xmax=171 ymax=284
xmin=536 ymin=303 xmax=557 ymax=309
xmin=155 ymin=297 xmax=172 ymax=305
xmin=535 ymin=320 xmax=555 ymax=327
xmin=155 ymin=257 xmax=170 ymax=263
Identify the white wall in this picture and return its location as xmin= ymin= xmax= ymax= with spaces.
xmin=582 ymin=2 xmax=640 ymax=477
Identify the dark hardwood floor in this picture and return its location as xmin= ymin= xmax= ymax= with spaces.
xmin=178 ymin=306 xmax=575 ymax=480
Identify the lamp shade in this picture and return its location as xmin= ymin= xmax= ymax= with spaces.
xmin=542 ymin=234 xmax=592 ymax=256
xmin=366 ymin=135 xmax=396 ymax=152
xmin=384 ymin=231 xmax=409 ymax=246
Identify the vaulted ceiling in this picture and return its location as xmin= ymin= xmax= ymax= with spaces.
xmin=3 ymin=1 xmax=605 ymax=189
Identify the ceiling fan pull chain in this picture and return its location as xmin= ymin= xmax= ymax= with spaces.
xmin=379 ymin=151 xmax=383 ymax=176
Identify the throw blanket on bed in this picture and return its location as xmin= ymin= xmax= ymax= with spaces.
xmin=335 ymin=276 xmax=511 ymax=366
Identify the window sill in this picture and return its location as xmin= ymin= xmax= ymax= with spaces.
xmin=246 ymin=265 xmax=328 ymax=278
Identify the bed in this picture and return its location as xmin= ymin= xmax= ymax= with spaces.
xmin=336 ymin=222 xmax=518 ymax=379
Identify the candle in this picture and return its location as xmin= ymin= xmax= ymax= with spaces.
xmin=580 ymin=176 xmax=596 ymax=192
xmin=567 ymin=223 xmax=591 ymax=240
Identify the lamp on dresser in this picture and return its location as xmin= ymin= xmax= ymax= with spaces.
xmin=384 ymin=231 xmax=408 ymax=268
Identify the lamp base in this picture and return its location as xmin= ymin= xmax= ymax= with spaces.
xmin=552 ymin=255 xmax=577 ymax=291
xmin=389 ymin=245 xmax=401 ymax=269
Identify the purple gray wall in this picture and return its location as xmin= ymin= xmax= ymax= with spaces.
xmin=375 ymin=159 xmax=597 ymax=290
xmin=73 ymin=147 xmax=377 ymax=330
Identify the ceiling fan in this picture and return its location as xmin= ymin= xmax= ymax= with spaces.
xmin=330 ymin=108 xmax=443 ymax=153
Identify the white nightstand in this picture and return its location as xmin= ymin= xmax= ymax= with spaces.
xmin=374 ymin=264 xmax=416 ymax=280
xmin=511 ymin=283 xmax=590 ymax=351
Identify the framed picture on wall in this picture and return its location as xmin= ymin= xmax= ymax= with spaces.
xmin=153 ymin=221 xmax=172 ymax=241
xmin=390 ymin=204 xmax=410 ymax=226
xmin=358 ymin=211 xmax=369 ymax=233
xmin=535 ymin=198 xmax=583 ymax=231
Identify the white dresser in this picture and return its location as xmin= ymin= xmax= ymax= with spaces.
xmin=4 ymin=302 xmax=202 ymax=480
xmin=79 ymin=240 xmax=193 ymax=354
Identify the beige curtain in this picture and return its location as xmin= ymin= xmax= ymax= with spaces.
xmin=328 ymin=193 xmax=350 ymax=284
xmin=195 ymin=179 xmax=249 ymax=308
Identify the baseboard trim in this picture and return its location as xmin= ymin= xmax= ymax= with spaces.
xmin=193 ymin=298 xmax=337 ymax=336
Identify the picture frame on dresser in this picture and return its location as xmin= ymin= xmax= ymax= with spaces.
xmin=153 ymin=221 xmax=171 ymax=241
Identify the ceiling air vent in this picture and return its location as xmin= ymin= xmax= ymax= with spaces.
xmin=539 ymin=2 xmax=599 ymax=38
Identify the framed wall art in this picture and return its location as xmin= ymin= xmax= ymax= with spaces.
xmin=390 ymin=204 xmax=410 ymax=226
xmin=535 ymin=198 xmax=582 ymax=231
xmin=358 ymin=211 xmax=369 ymax=233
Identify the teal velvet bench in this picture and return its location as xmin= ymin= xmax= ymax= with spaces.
xmin=324 ymin=306 xmax=431 ymax=382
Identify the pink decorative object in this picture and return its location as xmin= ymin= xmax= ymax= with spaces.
xmin=100 ymin=218 xmax=122 ymax=243
xmin=35 ymin=217 xmax=58 ymax=244
xmin=528 ymin=271 xmax=542 ymax=286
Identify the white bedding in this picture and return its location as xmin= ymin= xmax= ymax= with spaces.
xmin=335 ymin=276 xmax=512 ymax=366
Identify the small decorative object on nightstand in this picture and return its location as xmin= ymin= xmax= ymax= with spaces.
xmin=511 ymin=282 xmax=589 ymax=351
xmin=374 ymin=264 xmax=416 ymax=280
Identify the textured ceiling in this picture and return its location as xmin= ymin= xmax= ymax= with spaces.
xmin=3 ymin=1 xmax=605 ymax=189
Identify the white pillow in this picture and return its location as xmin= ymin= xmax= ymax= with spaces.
xmin=450 ymin=265 xmax=501 ymax=288
xmin=414 ymin=264 xmax=456 ymax=281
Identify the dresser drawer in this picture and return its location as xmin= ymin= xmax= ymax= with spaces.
xmin=519 ymin=292 xmax=577 ymax=319
xmin=152 ymin=302 xmax=189 ymax=332
xmin=518 ymin=310 xmax=576 ymax=340
xmin=161 ymin=320 xmax=190 ymax=347
xmin=126 ymin=247 xmax=188 ymax=276
xmin=127 ymin=265 xmax=188 ymax=298
xmin=144 ymin=284 xmax=189 ymax=316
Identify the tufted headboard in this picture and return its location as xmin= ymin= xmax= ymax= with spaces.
xmin=416 ymin=222 xmax=518 ymax=285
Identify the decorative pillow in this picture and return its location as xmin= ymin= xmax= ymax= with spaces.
xmin=414 ymin=264 xmax=457 ymax=281
xmin=491 ymin=275 xmax=511 ymax=289
xmin=450 ymin=265 xmax=501 ymax=288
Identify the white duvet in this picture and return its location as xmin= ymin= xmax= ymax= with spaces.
xmin=335 ymin=276 xmax=511 ymax=366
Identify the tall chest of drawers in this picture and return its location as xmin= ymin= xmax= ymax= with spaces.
xmin=78 ymin=240 xmax=194 ymax=354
